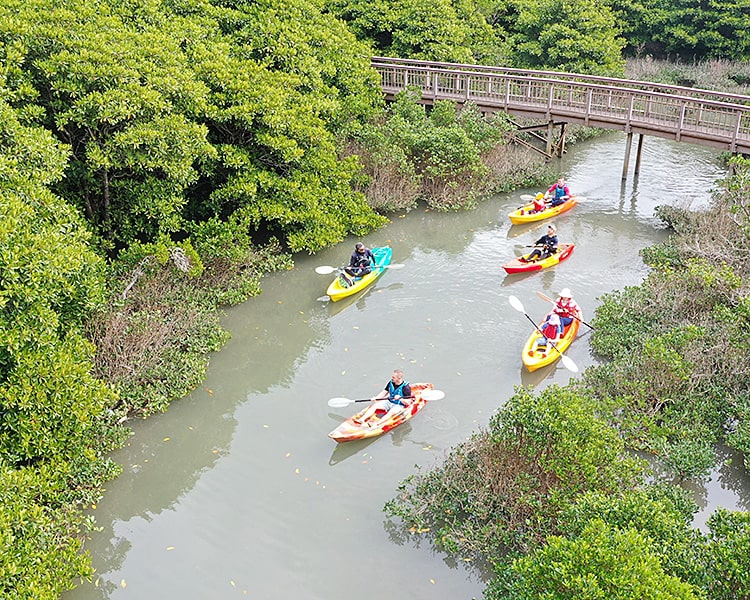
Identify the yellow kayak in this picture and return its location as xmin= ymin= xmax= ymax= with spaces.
xmin=522 ymin=316 xmax=580 ymax=371
xmin=508 ymin=196 xmax=579 ymax=225
xmin=326 ymin=246 xmax=393 ymax=301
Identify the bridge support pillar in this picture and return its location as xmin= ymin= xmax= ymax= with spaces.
xmin=634 ymin=134 xmax=644 ymax=176
xmin=622 ymin=132 xmax=633 ymax=180
xmin=546 ymin=121 xmax=554 ymax=155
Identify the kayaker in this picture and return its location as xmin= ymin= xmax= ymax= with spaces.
xmin=553 ymin=288 xmax=582 ymax=327
xmin=354 ymin=369 xmax=412 ymax=425
xmin=522 ymin=224 xmax=558 ymax=262
xmin=341 ymin=242 xmax=374 ymax=286
xmin=545 ymin=177 xmax=571 ymax=206
xmin=537 ymin=312 xmax=562 ymax=349
xmin=532 ymin=192 xmax=546 ymax=213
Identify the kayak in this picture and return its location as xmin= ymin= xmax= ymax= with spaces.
xmin=503 ymin=243 xmax=575 ymax=274
xmin=328 ymin=383 xmax=433 ymax=443
xmin=521 ymin=315 xmax=581 ymax=371
xmin=508 ymin=196 xmax=579 ymax=225
xmin=326 ymin=246 xmax=393 ymax=301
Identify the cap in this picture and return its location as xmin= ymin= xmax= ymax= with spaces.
xmin=548 ymin=224 xmax=557 ymax=232
xmin=559 ymin=288 xmax=572 ymax=298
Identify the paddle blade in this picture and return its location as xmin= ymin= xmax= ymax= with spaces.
xmin=535 ymin=290 xmax=555 ymax=304
xmin=520 ymin=194 xmax=535 ymax=201
xmin=315 ymin=266 xmax=337 ymax=275
xmin=561 ymin=355 xmax=579 ymax=373
xmin=508 ymin=295 xmax=525 ymax=313
xmin=421 ymin=389 xmax=445 ymax=401
xmin=384 ymin=263 xmax=405 ymax=270
xmin=327 ymin=397 xmax=353 ymax=407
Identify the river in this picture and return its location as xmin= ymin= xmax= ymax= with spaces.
xmin=65 ymin=132 xmax=748 ymax=600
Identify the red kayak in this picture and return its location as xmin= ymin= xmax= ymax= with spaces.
xmin=503 ymin=243 xmax=575 ymax=274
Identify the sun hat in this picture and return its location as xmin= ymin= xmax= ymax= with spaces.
xmin=548 ymin=313 xmax=560 ymax=324
xmin=559 ymin=288 xmax=572 ymax=298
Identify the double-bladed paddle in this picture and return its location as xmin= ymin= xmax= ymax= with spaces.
xmin=328 ymin=389 xmax=445 ymax=408
xmin=519 ymin=194 xmax=586 ymax=203
xmin=534 ymin=291 xmax=595 ymax=330
xmin=508 ymin=295 xmax=579 ymax=373
xmin=315 ymin=263 xmax=405 ymax=275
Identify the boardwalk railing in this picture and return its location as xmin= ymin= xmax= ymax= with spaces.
xmin=372 ymin=56 xmax=750 ymax=155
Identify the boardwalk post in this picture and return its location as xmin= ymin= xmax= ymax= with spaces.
xmin=634 ymin=134 xmax=644 ymax=176
xmin=622 ymin=131 xmax=633 ymax=181
xmin=546 ymin=121 xmax=554 ymax=155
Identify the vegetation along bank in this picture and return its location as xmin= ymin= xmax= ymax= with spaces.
xmin=0 ymin=0 xmax=749 ymax=597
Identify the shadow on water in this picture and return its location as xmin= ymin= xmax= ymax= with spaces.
xmin=327 ymin=435 xmax=382 ymax=466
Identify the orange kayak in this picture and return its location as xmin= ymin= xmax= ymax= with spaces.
xmin=508 ymin=196 xmax=578 ymax=224
xmin=328 ymin=383 xmax=433 ymax=443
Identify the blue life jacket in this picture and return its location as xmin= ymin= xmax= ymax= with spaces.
xmin=387 ymin=380 xmax=410 ymax=405
xmin=554 ymin=186 xmax=567 ymax=200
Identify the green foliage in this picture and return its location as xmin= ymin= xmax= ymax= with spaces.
xmin=0 ymin=92 xmax=116 ymax=596
xmin=326 ymin=0 xmax=504 ymax=64
xmin=498 ymin=519 xmax=699 ymax=599
xmin=385 ymin=385 xmax=646 ymax=563
xmin=612 ymin=0 xmax=750 ymax=60
xmin=0 ymin=0 xmax=388 ymax=253
xmin=353 ymin=92 xmax=512 ymax=211
xmin=0 ymin=465 xmax=94 ymax=600
xmin=704 ymin=509 xmax=750 ymax=599
xmin=503 ymin=0 xmax=626 ymax=75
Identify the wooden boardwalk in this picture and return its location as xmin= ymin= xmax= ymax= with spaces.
xmin=372 ymin=56 xmax=750 ymax=156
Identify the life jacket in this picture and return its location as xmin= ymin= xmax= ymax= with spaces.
xmin=387 ymin=380 xmax=410 ymax=405
xmin=554 ymin=298 xmax=579 ymax=319
xmin=541 ymin=320 xmax=561 ymax=340
xmin=351 ymin=249 xmax=373 ymax=268
xmin=554 ymin=185 xmax=567 ymax=200
xmin=533 ymin=196 xmax=546 ymax=211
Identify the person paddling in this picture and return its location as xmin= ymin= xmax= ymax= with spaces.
xmin=522 ymin=224 xmax=558 ymax=262
xmin=545 ymin=177 xmax=571 ymax=207
xmin=354 ymin=369 xmax=412 ymax=426
xmin=552 ymin=288 xmax=582 ymax=326
xmin=341 ymin=242 xmax=374 ymax=287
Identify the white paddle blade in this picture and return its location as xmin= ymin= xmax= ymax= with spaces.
xmin=520 ymin=194 xmax=535 ymax=201
xmin=328 ymin=397 xmax=353 ymax=407
xmin=508 ymin=295 xmax=525 ymax=313
xmin=315 ymin=266 xmax=337 ymax=275
xmin=421 ymin=389 xmax=445 ymax=401
xmin=561 ymin=355 xmax=579 ymax=373
xmin=384 ymin=263 xmax=405 ymax=270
